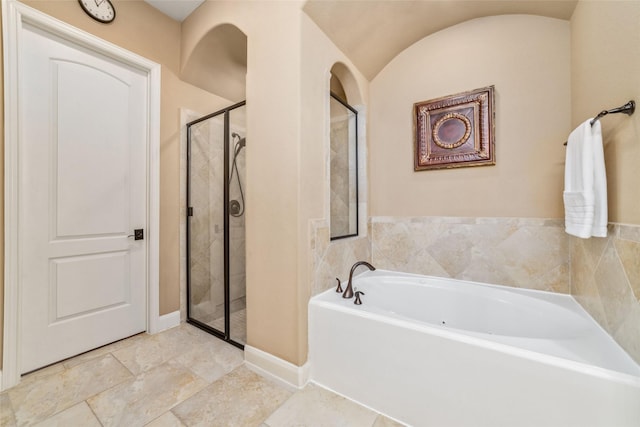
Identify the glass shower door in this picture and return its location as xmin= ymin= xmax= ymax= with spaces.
xmin=186 ymin=101 xmax=246 ymax=348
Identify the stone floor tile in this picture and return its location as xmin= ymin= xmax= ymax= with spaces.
xmin=172 ymin=333 xmax=244 ymax=383
xmin=33 ymin=402 xmax=101 ymax=427
xmin=1 ymin=392 xmax=17 ymax=427
xmin=87 ymin=359 xmax=207 ymax=427
xmin=372 ymin=414 xmax=408 ymax=427
xmin=145 ymin=411 xmax=186 ymax=427
xmin=172 ymin=365 xmax=291 ymax=427
xmin=2 ymin=322 xmax=404 ymax=427
xmin=111 ymin=324 xmax=201 ymax=375
xmin=63 ymin=332 xmax=148 ymax=369
xmin=264 ymin=383 xmax=377 ymax=427
xmin=8 ymin=354 xmax=132 ymax=425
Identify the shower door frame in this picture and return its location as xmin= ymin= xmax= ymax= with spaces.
xmin=186 ymin=100 xmax=246 ymax=350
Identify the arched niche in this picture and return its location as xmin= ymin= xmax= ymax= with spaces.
xmin=181 ymin=23 xmax=247 ymax=102
xmin=329 ymin=62 xmax=362 ymax=105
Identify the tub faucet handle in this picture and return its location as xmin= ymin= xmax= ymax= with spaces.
xmin=335 ymin=278 xmax=343 ymax=293
xmin=354 ymin=291 xmax=365 ymax=305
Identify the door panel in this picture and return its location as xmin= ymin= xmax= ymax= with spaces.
xmin=52 ymin=252 xmax=130 ymax=320
xmin=19 ymin=24 xmax=147 ymax=373
xmin=55 ymin=60 xmax=131 ymax=237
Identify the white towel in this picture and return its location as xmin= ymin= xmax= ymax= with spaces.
xmin=563 ymin=119 xmax=607 ymax=238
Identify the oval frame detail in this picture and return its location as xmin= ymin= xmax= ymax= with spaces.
xmin=431 ymin=113 xmax=472 ymax=149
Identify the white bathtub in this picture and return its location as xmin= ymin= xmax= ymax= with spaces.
xmin=309 ymin=270 xmax=640 ymax=427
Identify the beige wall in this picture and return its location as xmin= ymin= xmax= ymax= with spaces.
xmin=0 ymin=0 xmax=231 ymax=368
xmin=570 ymin=0 xmax=640 ymax=225
xmin=369 ymin=15 xmax=571 ymax=219
xmin=182 ymin=2 xmax=368 ymax=365
xmin=183 ymin=1 xmax=304 ymax=364
xmin=299 ymin=13 xmax=368 ymax=363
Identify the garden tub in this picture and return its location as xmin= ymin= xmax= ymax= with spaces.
xmin=308 ymin=270 xmax=640 ymax=426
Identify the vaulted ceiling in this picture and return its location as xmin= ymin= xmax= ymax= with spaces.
xmin=303 ymin=0 xmax=578 ymax=79
xmin=144 ymin=0 xmax=578 ymax=82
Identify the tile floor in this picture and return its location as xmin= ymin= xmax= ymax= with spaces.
xmin=0 ymin=323 xmax=406 ymax=427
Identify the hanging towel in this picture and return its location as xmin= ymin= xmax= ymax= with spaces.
xmin=563 ymin=119 xmax=607 ymax=238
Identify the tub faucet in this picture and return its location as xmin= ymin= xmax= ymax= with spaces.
xmin=343 ymin=261 xmax=376 ymax=299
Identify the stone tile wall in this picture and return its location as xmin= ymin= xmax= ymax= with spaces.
xmin=310 ymin=216 xmax=572 ymax=295
xmin=571 ymin=224 xmax=640 ymax=364
xmin=309 ymin=219 xmax=371 ymax=297
xmin=370 ymin=217 xmax=570 ymax=293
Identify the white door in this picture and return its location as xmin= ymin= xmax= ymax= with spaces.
xmin=19 ymin=23 xmax=148 ymax=373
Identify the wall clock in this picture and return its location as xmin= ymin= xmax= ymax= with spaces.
xmin=78 ymin=0 xmax=116 ymax=23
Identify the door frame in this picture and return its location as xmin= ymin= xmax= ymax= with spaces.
xmin=2 ymin=0 xmax=161 ymax=390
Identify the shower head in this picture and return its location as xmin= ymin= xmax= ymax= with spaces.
xmin=232 ymin=132 xmax=246 ymax=148
xmin=232 ymin=132 xmax=246 ymax=157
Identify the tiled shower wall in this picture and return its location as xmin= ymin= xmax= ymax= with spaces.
xmin=310 ymin=216 xmax=639 ymax=364
xmin=571 ymin=224 xmax=640 ymax=364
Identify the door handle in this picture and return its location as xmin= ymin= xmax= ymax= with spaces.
xmin=127 ymin=229 xmax=144 ymax=240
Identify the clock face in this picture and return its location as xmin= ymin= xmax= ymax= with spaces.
xmin=78 ymin=0 xmax=116 ymax=23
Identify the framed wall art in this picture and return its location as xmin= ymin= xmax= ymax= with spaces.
xmin=414 ymin=86 xmax=495 ymax=171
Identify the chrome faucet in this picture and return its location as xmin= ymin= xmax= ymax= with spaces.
xmin=343 ymin=261 xmax=376 ymax=299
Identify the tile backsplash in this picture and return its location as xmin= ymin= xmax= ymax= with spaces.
xmin=309 ymin=219 xmax=371 ymax=297
xmin=571 ymin=224 xmax=640 ymax=364
xmin=371 ymin=216 xmax=570 ymax=293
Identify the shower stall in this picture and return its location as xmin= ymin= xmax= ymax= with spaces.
xmin=186 ymin=101 xmax=246 ymax=348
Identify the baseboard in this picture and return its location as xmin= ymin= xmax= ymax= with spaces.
xmin=244 ymin=345 xmax=310 ymax=391
xmin=153 ymin=310 xmax=181 ymax=333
